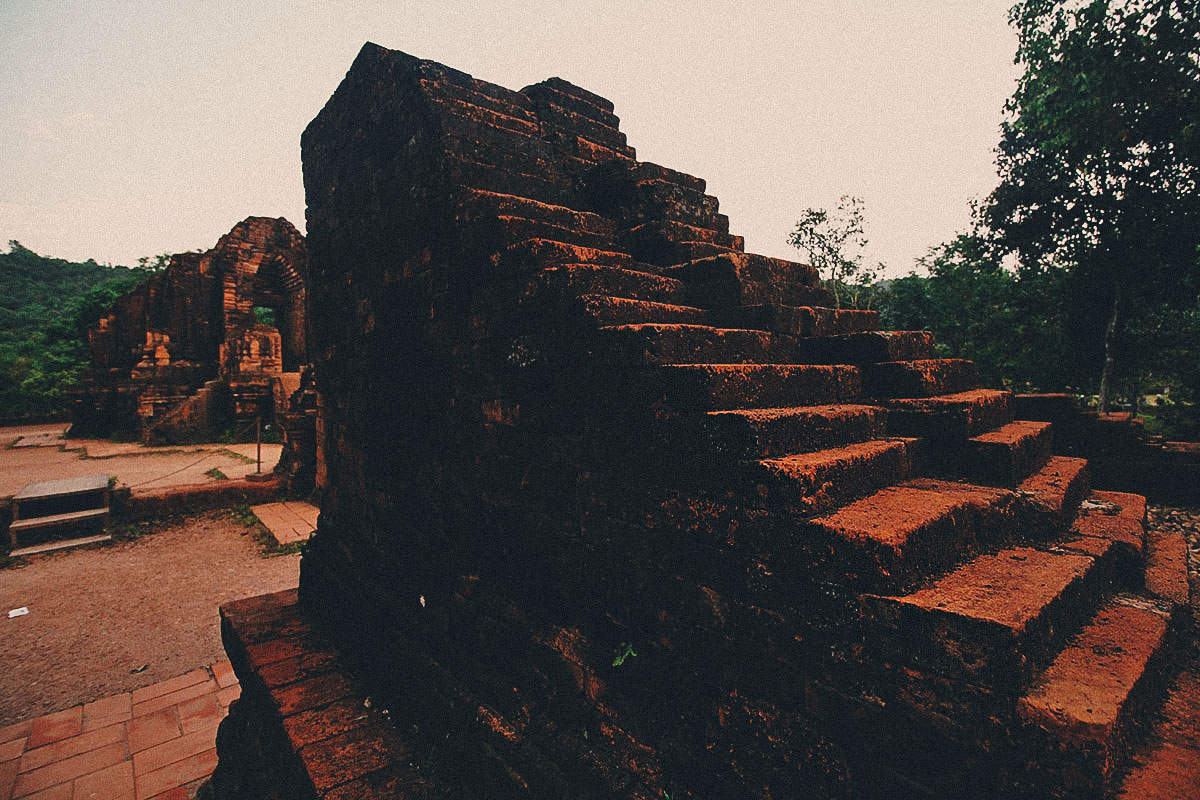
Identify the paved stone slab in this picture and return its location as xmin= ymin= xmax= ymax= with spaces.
xmin=12 ymin=475 xmax=109 ymax=503
xmin=250 ymin=501 xmax=319 ymax=545
xmin=10 ymin=433 xmax=64 ymax=449
xmin=0 ymin=664 xmax=236 ymax=800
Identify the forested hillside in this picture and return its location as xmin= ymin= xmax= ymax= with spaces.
xmin=0 ymin=241 xmax=154 ymax=422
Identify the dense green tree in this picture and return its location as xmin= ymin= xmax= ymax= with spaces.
xmin=983 ymin=0 xmax=1200 ymax=410
xmin=0 ymin=241 xmax=154 ymax=421
xmin=879 ymin=233 xmax=1077 ymax=391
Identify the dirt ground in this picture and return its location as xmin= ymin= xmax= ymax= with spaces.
xmin=0 ymin=423 xmax=282 ymax=497
xmin=0 ymin=511 xmax=299 ymax=726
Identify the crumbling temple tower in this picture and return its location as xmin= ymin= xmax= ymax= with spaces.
xmin=71 ymin=217 xmax=309 ymax=443
xmin=208 ymin=44 xmax=1196 ymax=798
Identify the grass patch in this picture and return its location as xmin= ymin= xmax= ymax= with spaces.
xmin=217 ymin=448 xmax=256 ymax=465
xmin=109 ymin=516 xmax=175 ymax=543
xmin=205 ymin=467 xmax=229 ymax=481
xmin=81 ymin=446 xmax=207 ymax=460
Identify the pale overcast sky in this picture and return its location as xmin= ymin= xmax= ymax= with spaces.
xmin=0 ymin=1 xmax=1019 ymax=276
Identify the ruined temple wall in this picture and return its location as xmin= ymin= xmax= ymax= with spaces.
xmin=214 ymin=217 xmax=309 ymax=376
xmin=86 ymin=253 xmax=222 ymax=378
xmin=298 ymin=46 xmax=622 ymax=609
xmin=296 ymin=44 xmax=805 ymax=642
xmin=73 ymin=217 xmax=311 ymax=440
xmin=290 ymin=46 xmax=839 ymax=797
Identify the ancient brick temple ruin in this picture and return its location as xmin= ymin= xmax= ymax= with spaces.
xmin=71 ymin=217 xmax=309 ymax=443
xmin=207 ymin=44 xmax=1197 ymax=798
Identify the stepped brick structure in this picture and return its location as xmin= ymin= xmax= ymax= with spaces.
xmin=206 ymin=45 xmax=1197 ymax=798
xmin=1015 ymin=394 xmax=1200 ymax=507
xmin=71 ymin=217 xmax=310 ymax=443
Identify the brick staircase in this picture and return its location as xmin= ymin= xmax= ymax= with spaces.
xmin=210 ymin=46 xmax=1197 ymax=799
xmin=494 ymin=200 xmax=1193 ymax=795
xmin=443 ymin=82 xmax=1195 ymax=797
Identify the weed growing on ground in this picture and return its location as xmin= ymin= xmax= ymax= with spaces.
xmin=205 ymin=467 xmax=229 ymax=480
xmin=109 ymin=518 xmax=166 ymax=543
xmin=229 ymin=502 xmax=304 ymax=558
xmin=612 ymin=641 xmax=637 ymax=667
xmin=229 ymin=503 xmax=258 ymax=526
xmin=82 ymin=447 xmax=205 ymax=460
xmin=217 ymin=448 xmax=256 ymax=465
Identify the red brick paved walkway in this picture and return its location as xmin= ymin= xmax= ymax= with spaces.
xmin=0 ymin=664 xmax=239 ymax=800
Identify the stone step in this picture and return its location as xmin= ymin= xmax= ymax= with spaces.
xmin=689 ymin=282 xmax=837 ymax=312
xmin=492 ymin=214 xmax=614 ymax=251
xmin=471 ymin=266 xmax=692 ymax=339
xmin=1016 ymin=597 xmax=1174 ymax=798
xmin=861 ymin=359 xmax=978 ymax=398
xmin=1084 ymin=489 xmax=1146 ymax=523
xmin=573 ymin=295 xmax=711 ymax=327
xmin=620 ymin=160 xmax=707 ymax=193
xmin=631 ymin=219 xmax=741 ymax=247
xmin=634 ymin=364 xmax=862 ymax=410
xmin=528 ymin=265 xmax=687 ymax=305
xmin=522 ymin=77 xmax=618 ymax=124
xmin=665 ymin=252 xmax=819 ymax=289
xmin=964 ymin=420 xmax=1054 ymax=486
xmin=882 ymin=389 xmax=1015 ymax=438
xmin=427 ymin=92 xmax=541 ymax=136
xmin=861 ymin=542 xmax=1114 ymax=691
xmin=622 ymin=220 xmax=744 ymax=266
xmin=750 ymin=439 xmax=914 ymax=516
xmin=1114 ymin=664 xmax=1200 ymax=800
xmin=528 ymin=96 xmax=632 ymax=153
xmin=719 ymin=305 xmax=880 ymax=338
xmin=420 ymin=76 xmax=537 ymax=123
xmin=619 ymin=178 xmax=726 ymax=231
xmin=586 ymin=159 xmax=719 ymax=221
xmin=665 ymin=254 xmax=832 ymax=309
xmin=1016 ymin=456 xmax=1091 ymax=534
xmin=444 ymin=153 xmax=569 ymax=203
xmin=1072 ymin=490 xmax=1147 ymax=587
xmin=1145 ymin=527 xmax=1190 ymax=609
xmin=651 ymin=240 xmax=744 ymax=265
xmin=592 ymin=323 xmax=799 ymax=365
xmin=570 ymin=136 xmax=636 ymax=165
xmin=702 ymin=404 xmax=887 ymax=460
xmin=439 ymin=104 xmax=542 ymax=144
xmin=806 ymin=479 xmax=1014 ymax=591
xmin=8 ymin=506 xmax=109 ymax=534
xmin=497 ymin=238 xmax=635 ymax=274
xmin=459 ymin=189 xmax=617 ymax=237
xmin=794 ymin=331 xmax=937 ymax=365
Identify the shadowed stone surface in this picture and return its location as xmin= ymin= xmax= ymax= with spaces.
xmin=204 ymin=44 xmax=1197 ymax=799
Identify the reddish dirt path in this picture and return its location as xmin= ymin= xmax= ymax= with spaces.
xmin=0 ymin=512 xmax=298 ymax=727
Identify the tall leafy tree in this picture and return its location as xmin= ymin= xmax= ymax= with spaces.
xmin=984 ymin=0 xmax=1200 ymax=410
xmin=879 ymin=233 xmax=1076 ymax=391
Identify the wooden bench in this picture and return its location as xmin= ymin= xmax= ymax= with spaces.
xmin=8 ymin=474 xmax=112 ymax=557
